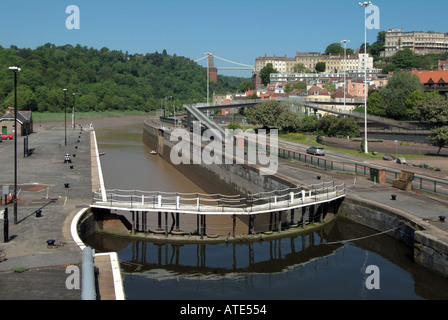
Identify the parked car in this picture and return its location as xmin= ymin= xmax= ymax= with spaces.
xmin=306 ymin=146 xmax=325 ymax=156
xmin=0 ymin=133 xmax=12 ymax=140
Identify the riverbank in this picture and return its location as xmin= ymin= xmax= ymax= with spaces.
xmin=0 ymin=121 xmax=125 ymax=299
xmin=133 ymin=117 xmax=448 ymax=277
xmin=1 ymin=114 xmax=447 ymax=300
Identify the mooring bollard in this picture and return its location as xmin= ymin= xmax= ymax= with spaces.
xmin=64 ymin=183 xmax=70 ymax=188
xmin=440 ymin=216 xmax=446 ymax=222
xmin=35 ymin=209 xmax=42 ymax=218
xmin=391 ymin=194 xmax=397 ymax=200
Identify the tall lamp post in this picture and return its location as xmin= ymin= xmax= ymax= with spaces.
xmin=359 ymin=1 xmax=372 ymax=154
xmin=341 ymin=40 xmax=350 ymax=108
xmin=63 ymin=88 xmax=67 ymax=145
xmin=72 ymin=93 xmax=76 ymax=129
xmin=8 ymin=66 xmax=21 ymax=224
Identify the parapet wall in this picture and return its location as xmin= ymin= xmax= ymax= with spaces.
xmin=339 ymin=195 xmax=448 ymax=278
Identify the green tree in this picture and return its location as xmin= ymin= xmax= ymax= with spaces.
xmin=325 ymin=43 xmax=345 ymax=56
xmin=322 ymin=82 xmax=336 ymax=91
xmin=324 ymin=43 xmax=354 ymax=56
xmin=414 ymin=94 xmax=448 ymax=124
xmin=318 ymin=114 xmax=338 ymax=136
xmin=391 ymin=48 xmax=416 ymax=70
xmin=299 ymin=116 xmax=318 ymax=133
xmin=293 ymin=63 xmax=309 ymax=73
xmin=428 ymin=126 xmax=448 ymax=155
xmin=259 ymin=63 xmax=278 ymax=85
xmin=331 ymin=117 xmax=360 ymax=138
xmin=315 ymin=62 xmax=326 ymax=73
xmin=237 ymin=80 xmax=252 ymax=92
xmin=293 ymin=82 xmax=307 ymax=90
xmin=245 ymin=100 xmax=283 ymax=128
xmin=380 ymin=71 xmax=423 ymax=119
xmin=277 ymin=110 xmax=301 ymax=133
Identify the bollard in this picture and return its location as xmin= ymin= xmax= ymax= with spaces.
xmin=64 ymin=183 xmax=70 ymax=188
xmin=35 ymin=209 xmax=42 ymax=218
xmin=440 ymin=216 xmax=446 ymax=222
xmin=3 ymin=208 xmax=8 ymax=243
xmin=391 ymin=194 xmax=397 ymax=200
xmin=81 ymin=247 xmax=97 ymax=300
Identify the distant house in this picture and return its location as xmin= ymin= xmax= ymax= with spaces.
xmin=0 ymin=108 xmax=33 ymax=136
xmin=412 ymin=70 xmax=448 ymax=97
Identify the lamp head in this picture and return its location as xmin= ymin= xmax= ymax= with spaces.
xmin=8 ymin=66 xmax=21 ymax=72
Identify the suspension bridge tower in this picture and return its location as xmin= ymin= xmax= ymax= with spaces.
xmin=207 ymin=53 xmax=218 ymax=83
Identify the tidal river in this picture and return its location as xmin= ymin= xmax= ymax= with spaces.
xmin=85 ymin=117 xmax=448 ymax=300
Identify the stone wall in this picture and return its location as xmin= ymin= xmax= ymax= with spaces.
xmin=339 ymin=195 xmax=448 ymax=278
xmin=142 ymin=119 xmax=296 ymax=196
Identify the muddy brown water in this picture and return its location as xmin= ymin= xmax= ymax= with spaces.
xmin=85 ymin=119 xmax=448 ymax=300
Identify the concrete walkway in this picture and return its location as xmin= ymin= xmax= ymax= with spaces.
xmin=0 ymin=120 xmax=447 ymax=300
xmin=0 ymin=123 xmax=92 ymax=299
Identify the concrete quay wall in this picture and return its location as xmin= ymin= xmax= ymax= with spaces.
xmin=83 ymin=118 xmax=448 ymax=277
xmin=339 ymin=195 xmax=448 ymax=278
xmin=142 ymin=119 xmax=296 ymax=196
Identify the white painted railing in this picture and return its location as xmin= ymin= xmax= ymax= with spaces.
xmin=91 ymin=182 xmax=345 ymax=215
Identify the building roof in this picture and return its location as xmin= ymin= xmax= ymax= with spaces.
xmin=331 ymin=86 xmax=355 ymax=99
xmin=0 ymin=108 xmax=33 ymax=124
xmin=412 ymin=70 xmax=448 ymax=84
xmin=306 ymin=86 xmax=331 ymax=96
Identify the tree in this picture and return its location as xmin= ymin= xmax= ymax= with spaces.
xmin=299 ymin=116 xmax=318 ymax=133
xmin=318 ymin=114 xmax=338 ymax=136
xmin=380 ymin=71 xmax=424 ymax=119
xmin=293 ymin=63 xmax=309 ymax=73
xmin=0 ymin=43 xmax=250 ymax=113
xmin=277 ymin=110 xmax=301 ymax=133
xmin=293 ymin=82 xmax=307 ymax=90
xmin=259 ymin=63 xmax=278 ymax=85
xmin=324 ymin=43 xmax=354 ymax=56
xmin=237 ymin=80 xmax=252 ymax=92
xmin=325 ymin=43 xmax=345 ymax=56
xmin=245 ymin=100 xmax=283 ymax=128
xmin=322 ymin=82 xmax=336 ymax=91
xmin=331 ymin=117 xmax=360 ymax=138
xmin=367 ymin=91 xmax=384 ymax=115
xmin=315 ymin=62 xmax=326 ymax=73
xmin=368 ymin=31 xmax=386 ymax=58
xmin=428 ymin=126 xmax=448 ymax=155
xmin=391 ymin=48 xmax=416 ymax=70
xmin=414 ymin=94 xmax=448 ymax=124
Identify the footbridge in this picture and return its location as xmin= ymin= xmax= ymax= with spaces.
xmin=90 ymin=182 xmax=345 ymax=238
xmin=182 ymin=98 xmax=428 ymax=132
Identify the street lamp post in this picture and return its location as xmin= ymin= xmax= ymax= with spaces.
xmin=72 ymin=93 xmax=76 ymax=129
xmin=63 ymin=88 xmax=67 ymax=145
xmin=341 ymin=39 xmax=350 ymax=108
xmin=359 ymin=1 xmax=372 ymax=154
xmin=9 ymin=66 xmax=21 ymax=224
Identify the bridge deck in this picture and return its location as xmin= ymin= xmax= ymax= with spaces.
xmin=91 ymin=185 xmax=345 ymax=215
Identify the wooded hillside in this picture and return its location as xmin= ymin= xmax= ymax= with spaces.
xmin=0 ymin=44 xmax=248 ymax=112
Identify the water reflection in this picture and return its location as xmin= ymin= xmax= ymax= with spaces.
xmin=90 ymin=119 xmax=448 ymax=300
xmin=85 ymin=218 xmax=448 ymax=300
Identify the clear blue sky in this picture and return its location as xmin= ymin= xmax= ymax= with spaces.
xmin=1 ymin=0 xmax=447 ymax=77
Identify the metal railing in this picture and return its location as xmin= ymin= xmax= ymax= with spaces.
xmin=274 ymin=145 xmax=448 ymax=196
xmin=91 ymin=182 xmax=345 ymax=215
